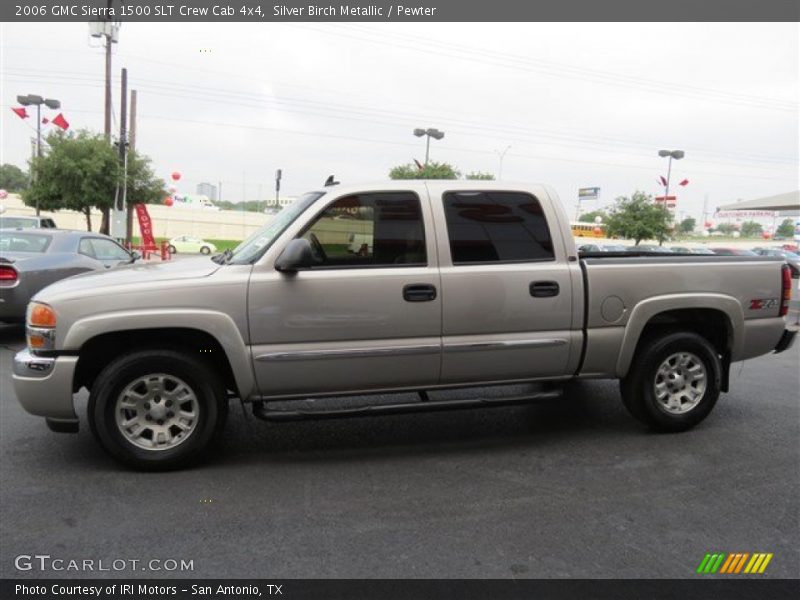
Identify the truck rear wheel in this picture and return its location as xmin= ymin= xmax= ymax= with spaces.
xmin=620 ymin=332 xmax=721 ymax=432
xmin=88 ymin=350 xmax=227 ymax=470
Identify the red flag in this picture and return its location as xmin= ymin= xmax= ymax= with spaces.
xmin=679 ymin=179 xmax=689 ymax=186
xmin=41 ymin=117 xmax=50 ymax=124
xmin=414 ymin=159 xmax=424 ymax=171
xmin=51 ymin=113 xmax=69 ymax=130
xmin=11 ymin=107 xmax=28 ymax=119
xmin=659 ymin=175 xmax=667 ymax=186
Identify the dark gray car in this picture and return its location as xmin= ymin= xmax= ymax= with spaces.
xmin=0 ymin=229 xmax=136 ymax=322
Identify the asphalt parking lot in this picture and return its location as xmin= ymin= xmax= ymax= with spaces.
xmin=0 ymin=322 xmax=798 ymax=580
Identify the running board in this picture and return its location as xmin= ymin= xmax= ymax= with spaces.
xmin=251 ymin=388 xmax=562 ymax=422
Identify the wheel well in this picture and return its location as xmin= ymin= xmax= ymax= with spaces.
xmin=638 ymin=308 xmax=732 ymax=356
xmin=73 ymin=328 xmax=238 ymax=395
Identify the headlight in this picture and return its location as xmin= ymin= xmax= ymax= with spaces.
xmin=26 ymin=302 xmax=57 ymax=351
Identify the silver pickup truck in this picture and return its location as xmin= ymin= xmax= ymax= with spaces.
xmin=12 ymin=181 xmax=796 ymax=469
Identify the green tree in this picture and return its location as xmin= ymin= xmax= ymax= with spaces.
xmin=0 ymin=163 xmax=29 ymax=192
xmin=740 ymin=221 xmax=763 ymax=238
xmin=776 ymin=218 xmax=795 ymax=238
xmin=389 ymin=161 xmax=460 ymax=180
xmin=24 ymin=130 xmax=120 ymax=231
xmin=579 ymin=210 xmax=608 ymax=224
xmin=604 ymin=191 xmax=671 ymax=245
xmin=715 ymin=222 xmax=737 ymax=235
xmin=23 ymin=130 xmax=163 ymax=234
xmin=465 ymin=171 xmax=495 ymax=180
xmin=678 ymin=217 xmax=696 ymax=233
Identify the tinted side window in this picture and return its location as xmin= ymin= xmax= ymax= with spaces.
xmin=90 ymin=238 xmax=131 ymax=261
xmin=302 ymin=192 xmax=426 ymax=268
xmin=442 ymin=191 xmax=554 ymax=264
xmin=78 ymin=238 xmax=96 ymax=258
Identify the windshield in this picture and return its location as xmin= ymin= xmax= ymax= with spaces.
xmin=228 ymin=191 xmax=325 ymax=264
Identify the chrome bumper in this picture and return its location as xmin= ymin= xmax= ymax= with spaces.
xmin=12 ymin=349 xmax=79 ymax=422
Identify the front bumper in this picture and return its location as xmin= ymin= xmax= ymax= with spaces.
xmin=12 ymin=349 xmax=79 ymax=425
xmin=774 ymin=328 xmax=797 ymax=354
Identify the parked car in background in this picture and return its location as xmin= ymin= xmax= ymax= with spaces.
xmin=0 ymin=215 xmax=57 ymax=229
xmin=670 ymin=246 xmax=715 ymax=255
xmin=752 ymin=247 xmax=800 ymax=278
xmin=0 ymin=229 xmax=137 ymax=322
xmin=600 ymin=244 xmax=627 ymax=252
xmin=627 ymin=244 xmax=672 ymax=253
xmin=710 ymin=247 xmax=758 ymax=256
xmin=578 ymin=243 xmax=601 ymax=253
xmin=167 ymin=236 xmax=217 ymax=255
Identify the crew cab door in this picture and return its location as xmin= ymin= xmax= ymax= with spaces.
xmin=430 ymin=187 xmax=579 ymax=384
xmin=247 ymin=189 xmax=441 ymax=397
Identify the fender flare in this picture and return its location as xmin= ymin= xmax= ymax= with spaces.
xmin=63 ymin=309 xmax=256 ymax=399
xmin=615 ymin=293 xmax=743 ymax=378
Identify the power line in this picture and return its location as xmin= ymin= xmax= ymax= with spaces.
xmin=5 ymin=69 xmax=797 ymax=170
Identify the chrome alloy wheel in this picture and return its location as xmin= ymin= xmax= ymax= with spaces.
xmin=114 ymin=373 xmax=199 ymax=451
xmin=653 ymin=352 xmax=708 ymax=414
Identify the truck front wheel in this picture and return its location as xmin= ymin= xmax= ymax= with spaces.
xmin=620 ymin=332 xmax=722 ymax=432
xmin=88 ymin=350 xmax=227 ymax=470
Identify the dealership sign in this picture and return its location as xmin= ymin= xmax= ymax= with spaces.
xmin=578 ymin=187 xmax=600 ymax=200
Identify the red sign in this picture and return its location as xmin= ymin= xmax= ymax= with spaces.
xmin=134 ymin=203 xmax=156 ymax=250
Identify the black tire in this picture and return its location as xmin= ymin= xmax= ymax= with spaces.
xmin=168 ymin=245 xmax=177 ymax=254
xmin=620 ymin=331 xmax=721 ymax=432
xmin=88 ymin=350 xmax=227 ymax=470
xmin=200 ymin=246 xmax=211 ymax=255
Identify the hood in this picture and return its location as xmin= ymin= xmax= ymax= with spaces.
xmin=35 ymin=256 xmax=222 ymax=300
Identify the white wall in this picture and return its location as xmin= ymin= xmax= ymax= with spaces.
xmin=0 ymin=194 xmax=270 ymax=240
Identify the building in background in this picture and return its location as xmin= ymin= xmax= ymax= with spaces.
xmin=196 ymin=182 xmax=217 ymax=201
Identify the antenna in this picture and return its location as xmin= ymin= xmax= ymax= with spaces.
xmin=324 ymin=175 xmax=339 ymax=187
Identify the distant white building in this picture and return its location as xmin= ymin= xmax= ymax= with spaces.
xmin=196 ymin=182 xmax=217 ymax=201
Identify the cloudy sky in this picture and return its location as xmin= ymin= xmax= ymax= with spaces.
xmin=1 ymin=21 xmax=797 ymax=221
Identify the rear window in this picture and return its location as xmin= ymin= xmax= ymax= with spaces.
xmin=0 ymin=232 xmax=52 ymax=253
xmin=442 ymin=191 xmax=554 ymax=264
xmin=0 ymin=216 xmax=38 ymax=229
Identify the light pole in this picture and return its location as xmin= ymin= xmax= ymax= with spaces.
xmin=495 ymin=145 xmax=511 ymax=180
xmin=658 ymin=149 xmax=684 ymax=203
xmin=17 ymin=94 xmax=60 ymax=215
xmin=658 ymin=149 xmax=684 ymax=245
xmin=413 ymin=128 xmax=445 ymax=165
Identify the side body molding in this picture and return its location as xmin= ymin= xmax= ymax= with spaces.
xmin=615 ymin=293 xmax=743 ymax=378
xmin=63 ymin=309 xmax=257 ymax=399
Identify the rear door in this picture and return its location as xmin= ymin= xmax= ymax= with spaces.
xmin=430 ymin=187 xmax=578 ymax=384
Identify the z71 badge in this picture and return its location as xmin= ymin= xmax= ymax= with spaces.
xmin=749 ymin=298 xmax=779 ymax=310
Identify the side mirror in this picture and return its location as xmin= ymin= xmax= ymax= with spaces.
xmin=275 ymin=238 xmax=316 ymax=273
xmin=129 ymin=250 xmax=142 ymax=263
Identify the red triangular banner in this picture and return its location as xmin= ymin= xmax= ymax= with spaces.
xmin=42 ymin=117 xmax=50 ymax=124
xmin=11 ymin=107 xmax=28 ymax=119
xmin=679 ymin=179 xmax=689 ymax=186
xmin=51 ymin=113 xmax=69 ymax=130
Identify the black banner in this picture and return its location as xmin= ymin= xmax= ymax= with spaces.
xmin=2 ymin=579 xmax=799 ymax=600
xmin=3 ymin=0 xmax=800 ymax=23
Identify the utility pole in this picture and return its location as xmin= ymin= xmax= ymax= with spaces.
xmin=111 ymin=68 xmax=128 ymax=240
xmin=125 ymin=88 xmax=137 ymax=243
xmin=103 ymin=2 xmax=113 ymax=139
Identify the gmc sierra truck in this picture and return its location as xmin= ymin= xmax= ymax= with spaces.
xmin=11 ymin=181 xmax=796 ymax=469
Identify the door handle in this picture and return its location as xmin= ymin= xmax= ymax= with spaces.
xmin=529 ymin=281 xmax=559 ymax=297
xmin=403 ymin=283 xmax=437 ymax=302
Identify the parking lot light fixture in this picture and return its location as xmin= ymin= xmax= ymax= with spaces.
xmin=414 ymin=127 xmax=445 ymax=165
xmin=16 ymin=93 xmax=61 ymax=215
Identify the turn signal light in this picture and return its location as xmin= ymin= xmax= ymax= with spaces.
xmin=28 ymin=302 xmax=57 ymax=328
